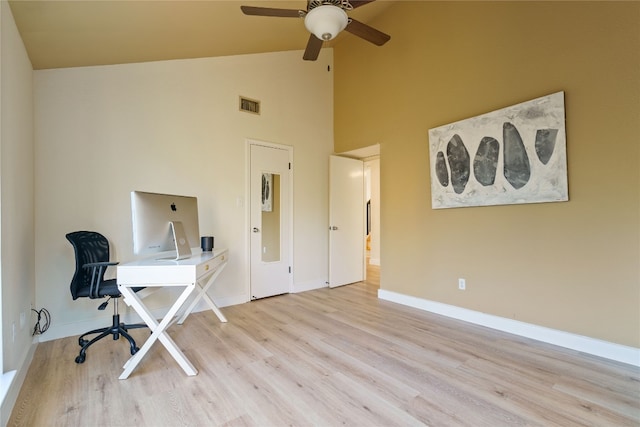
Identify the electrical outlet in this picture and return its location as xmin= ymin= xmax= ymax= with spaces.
xmin=458 ymin=278 xmax=466 ymax=290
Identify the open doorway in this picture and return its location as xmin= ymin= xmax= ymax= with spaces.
xmin=338 ymin=144 xmax=380 ymax=288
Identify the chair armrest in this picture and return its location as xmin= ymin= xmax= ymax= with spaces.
xmin=83 ymin=261 xmax=119 ymax=268
xmin=82 ymin=261 xmax=119 ymax=298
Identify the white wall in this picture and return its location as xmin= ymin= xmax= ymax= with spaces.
xmin=0 ymin=0 xmax=36 ymax=423
xmin=34 ymin=50 xmax=335 ymax=341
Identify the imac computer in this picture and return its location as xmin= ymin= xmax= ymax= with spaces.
xmin=130 ymin=191 xmax=200 ymax=260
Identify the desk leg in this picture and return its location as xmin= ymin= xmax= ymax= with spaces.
xmin=177 ymin=262 xmax=228 ymax=325
xmin=119 ymin=284 xmax=198 ymax=379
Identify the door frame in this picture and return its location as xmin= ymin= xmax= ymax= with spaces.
xmin=245 ymin=139 xmax=294 ymax=302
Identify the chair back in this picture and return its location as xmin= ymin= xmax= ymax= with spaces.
xmin=66 ymin=231 xmax=111 ymax=300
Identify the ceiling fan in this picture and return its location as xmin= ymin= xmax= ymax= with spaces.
xmin=240 ymin=0 xmax=391 ymax=61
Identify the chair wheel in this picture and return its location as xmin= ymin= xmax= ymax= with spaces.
xmin=131 ymin=346 xmax=139 ymax=356
xmin=75 ymin=355 xmax=86 ymax=364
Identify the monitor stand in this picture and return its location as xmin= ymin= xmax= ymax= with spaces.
xmin=170 ymin=221 xmax=192 ymax=260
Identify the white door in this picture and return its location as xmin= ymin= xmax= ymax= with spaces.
xmin=250 ymin=144 xmax=292 ymax=299
xmin=329 ymin=155 xmax=365 ymax=288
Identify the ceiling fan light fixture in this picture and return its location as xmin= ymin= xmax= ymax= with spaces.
xmin=304 ymin=5 xmax=348 ymax=41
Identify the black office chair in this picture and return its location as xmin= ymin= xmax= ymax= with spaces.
xmin=66 ymin=231 xmax=146 ymax=364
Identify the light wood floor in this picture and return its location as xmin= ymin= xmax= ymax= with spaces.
xmin=9 ymin=270 xmax=639 ymax=426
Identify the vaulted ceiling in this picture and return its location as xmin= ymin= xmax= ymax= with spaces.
xmin=8 ymin=0 xmax=395 ymax=70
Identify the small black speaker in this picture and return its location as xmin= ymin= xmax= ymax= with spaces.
xmin=201 ymin=236 xmax=214 ymax=252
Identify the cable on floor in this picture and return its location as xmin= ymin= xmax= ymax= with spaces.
xmin=31 ymin=307 xmax=51 ymax=336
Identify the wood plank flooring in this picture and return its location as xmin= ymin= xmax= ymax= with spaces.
xmin=9 ymin=271 xmax=639 ymax=426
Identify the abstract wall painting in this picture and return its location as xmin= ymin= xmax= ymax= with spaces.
xmin=428 ymin=91 xmax=568 ymax=209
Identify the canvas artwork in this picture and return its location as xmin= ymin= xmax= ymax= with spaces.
xmin=428 ymin=91 xmax=568 ymax=209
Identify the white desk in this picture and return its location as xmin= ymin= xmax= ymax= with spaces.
xmin=117 ymin=248 xmax=228 ymax=380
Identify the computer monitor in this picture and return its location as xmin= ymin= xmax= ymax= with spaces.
xmin=130 ymin=191 xmax=200 ymax=259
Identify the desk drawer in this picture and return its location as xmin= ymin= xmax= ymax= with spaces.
xmin=196 ymin=251 xmax=227 ymax=280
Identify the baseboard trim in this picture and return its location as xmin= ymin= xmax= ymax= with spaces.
xmin=214 ymin=293 xmax=248 ymax=308
xmin=1 ymin=339 xmax=37 ymax=426
xmin=0 ymin=370 xmax=17 ymax=427
xmin=293 ymin=279 xmax=327 ymax=294
xmin=40 ymin=292 xmax=249 ymax=342
xmin=378 ymin=289 xmax=640 ymax=367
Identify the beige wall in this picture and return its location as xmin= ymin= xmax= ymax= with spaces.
xmin=334 ymin=2 xmax=639 ymax=347
xmin=34 ymin=50 xmax=335 ymax=340
xmin=1 ymin=0 xmax=35 ymax=372
xmin=1 ymin=1 xmax=36 ymax=422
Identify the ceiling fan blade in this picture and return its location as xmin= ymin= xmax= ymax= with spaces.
xmin=349 ymin=0 xmax=376 ymax=9
xmin=345 ymin=18 xmax=390 ymax=46
xmin=240 ymin=6 xmax=301 ymax=18
xmin=303 ymin=34 xmax=323 ymax=61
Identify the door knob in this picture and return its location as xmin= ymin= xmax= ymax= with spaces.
xmin=253 ymin=227 xmax=260 ymax=233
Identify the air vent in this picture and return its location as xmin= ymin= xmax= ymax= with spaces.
xmin=239 ymin=96 xmax=260 ymax=115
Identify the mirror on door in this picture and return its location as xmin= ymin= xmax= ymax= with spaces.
xmin=261 ymin=172 xmax=281 ymax=262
